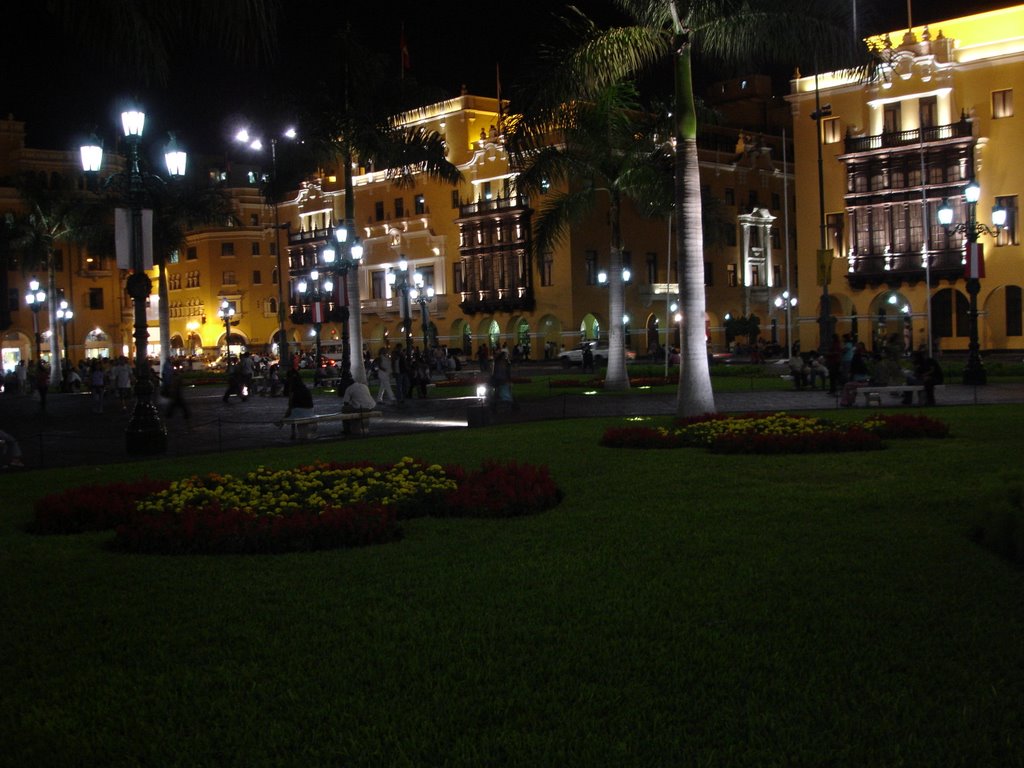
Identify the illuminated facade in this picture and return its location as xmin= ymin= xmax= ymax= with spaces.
xmin=788 ymin=4 xmax=1023 ymax=355
xmin=2 ymin=82 xmax=795 ymax=371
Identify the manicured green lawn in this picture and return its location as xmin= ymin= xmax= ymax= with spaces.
xmin=2 ymin=407 xmax=1023 ymax=767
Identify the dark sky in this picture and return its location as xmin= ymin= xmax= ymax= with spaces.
xmin=2 ymin=0 xmax=1008 ymax=155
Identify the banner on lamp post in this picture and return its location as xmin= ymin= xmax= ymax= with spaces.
xmin=964 ymin=242 xmax=985 ymax=279
xmin=114 ymin=208 xmax=154 ymax=270
xmin=816 ymin=249 xmax=833 ymax=286
xmin=312 ymin=301 xmax=324 ymax=324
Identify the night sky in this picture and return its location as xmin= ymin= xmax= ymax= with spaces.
xmin=2 ymin=0 xmax=1009 ymax=155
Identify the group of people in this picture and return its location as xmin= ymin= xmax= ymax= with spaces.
xmin=788 ymin=333 xmax=943 ymax=406
xmin=370 ymin=346 xmax=435 ymax=404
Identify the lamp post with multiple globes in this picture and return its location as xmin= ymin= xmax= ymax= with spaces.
xmin=936 ymin=181 xmax=1006 ymax=386
xmin=80 ymin=105 xmax=187 ymax=455
xmin=386 ymin=259 xmax=417 ymax=352
xmin=234 ymin=126 xmax=297 ymax=362
xmin=56 ymin=298 xmax=74 ymax=372
xmin=24 ymin=277 xmax=46 ymax=365
xmin=319 ymin=223 xmax=364 ymax=375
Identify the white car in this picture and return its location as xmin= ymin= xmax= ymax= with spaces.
xmin=558 ymin=343 xmax=636 ymax=367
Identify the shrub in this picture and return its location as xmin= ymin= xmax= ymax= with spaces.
xmin=440 ymin=460 xmax=563 ymax=517
xmin=29 ymin=458 xmax=562 ymax=554
xmin=29 ymin=478 xmax=172 ymax=534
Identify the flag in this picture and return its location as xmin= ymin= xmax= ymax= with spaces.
xmin=115 ymin=208 xmax=154 ymax=270
xmin=312 ymin=301 xmax=324 ymax=324
xmin=964 ymin=242 xmax=985 ymax=279
xmin=816 ymin=248 xmax=833 ymax=286
xmin=400 ymin=24 xmax=411 ymax=74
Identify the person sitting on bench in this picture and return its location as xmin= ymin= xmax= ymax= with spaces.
xmin=339 ymin=378 xmax=377 ymax=434
xmin=283 ymin=369 xmax=315 ymax=438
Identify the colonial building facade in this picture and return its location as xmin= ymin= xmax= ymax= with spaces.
xmin=788 ymin=4 xmax=1023 ymax=355
xmin=2 ymin=80 xmax=796 ymax=371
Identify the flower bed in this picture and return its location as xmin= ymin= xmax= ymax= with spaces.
xmin=29 ymin=457 xmax=562 ymax=554
xmin=600 ymin=412 xmax=949 ymax=454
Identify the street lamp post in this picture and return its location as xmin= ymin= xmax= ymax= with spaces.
xmin=811 ymin=73 xmax=833 ymax=354
xmin=773 ymin=291 xmax=798 ymax=355
xmin=320 ymin=223 xmax=364 ymax=376
xmin=937 ymin=181 xmax=1006 ymax=385
xmin=296 ymin=269 xmax=331 ymax=378
xmin=387 ymin=259 xmax=415 ymax=352
xmin=235 ymin=127 xmax=296 ymax=363
xmin=56 ymin=298 xmax=74 ymax=371
xmin=410 ymin=280 xmax=435 ymax=352
xmin=24 ymin=277 xmax=46 ymax=365
xmin=81 ymin=106 xmax=187 ymax=455
xmin=218 ymin=300 xmax=237 ymax=358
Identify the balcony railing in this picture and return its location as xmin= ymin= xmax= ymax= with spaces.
xmin=844 ymin=248 xmax=966 ymax=289
xmin=458 ymin=195 xmax=530 ymax=217
xmin=843 ymin=119 xmax=972 ymax=154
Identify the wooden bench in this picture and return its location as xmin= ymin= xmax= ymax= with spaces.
xmin=861 ymin=385 xmax=945 ymax=407
xmin=274 ymin=410 xmax=382 ymax=439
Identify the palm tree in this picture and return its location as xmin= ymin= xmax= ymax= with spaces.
xmin=299 ymin=32 xmax=461 ymax=385
xmin=511 ymin=82 xmax=671 ymax=390
xmin=535 ymin=0 xmax=855 ymax=415
xmin=150 ymin=180 xmax=238 ymax=373
xmin=11 ymin=174 xmax=104 ymax=388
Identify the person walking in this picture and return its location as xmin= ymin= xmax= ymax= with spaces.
xmin=375 ymin=348 xmax=395 ymax=404
xmin=15 ymin=360 xmax=27 ymax=394
xmin=222 ymin=359 xmax=248 ymax=403
xmin=111 ymin=356 xmax=132 ymax=410
xmin=89 ymin=360 xmax=106 ymax=413
xmin=489 ymin=348 xmax=515 ymax=412
xmin=392 ymin=347 xmax=409 ymax=403
xmin=162 ymin=358 xmax=191 ymax=428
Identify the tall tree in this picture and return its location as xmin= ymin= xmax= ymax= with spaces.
xmin=532 ymin=0 xmax=856 ymax=416
xmin=511 ymin=82 xmax=671 ymax=390
xmin=299 ymin=30 xmax=461 ymax=385
xmin=11 ymin=174 xmax=104 ymax=387
xmin=150 ymin=180 xmax=238 ymax=373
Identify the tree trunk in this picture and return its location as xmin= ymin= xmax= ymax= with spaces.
xmin=343 ymin=146 xmax=368 ymax=385
xmin=604 ymin=192 xmax=630 ymax=390
xmin=674 ymin=38 xmax=715 ymax=416
xmin=157 ymin=254 xmax=170 ymax=374
xmin=47 ymin=258 xmax=62 ymax=388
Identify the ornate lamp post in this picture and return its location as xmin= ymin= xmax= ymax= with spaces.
xmin=773 ymin=291 xmax=798 ymax=355
xmin=81 ymin=107 xmax=187 ymax=455
xmin=320 ymin=222 xmax=364 ymax=375
xmin=386 ymin=259 xmax=415 ymax=351
xmin=296 ymin=269 xmax=331 ymax=376
xmin=410 ymin=279 xmax=435 ymax=352
xmin=218 ymin=300 xmax=237 ymax=358
xmin=937 ymin=181 xmax=1006 ymax=385
xmin=235 ymin=126 xmax=296 ymax=362
xmin=56 ymin=298 xmax=74 ymax=370
xmin=24 ymin=277 xmax=46 ymax=365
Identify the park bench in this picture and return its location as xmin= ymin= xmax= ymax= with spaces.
xmin=274 ymin=410 xmax=382 ymax=439
xmin=861 ymin=385 xmax=946 ymax=407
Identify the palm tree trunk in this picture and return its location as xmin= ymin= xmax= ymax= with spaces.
xmin=157 ymin=255 xmax=171 ymax=374
xmin=343 ymin=146 xmax=368 ymax=385
xmin=605 ymin=192 xmax=630 ymax=390
xmin=46 ymin=258 xmax=63 ymax=388
xmin=673 ymin=35 xmax=715 ymax=416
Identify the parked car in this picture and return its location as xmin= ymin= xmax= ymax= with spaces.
xmin=558 ymin=342 xmax=636 ymax=367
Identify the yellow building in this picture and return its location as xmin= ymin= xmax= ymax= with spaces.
xmin=788 ymin=5 xmax=1023 ymax=357
xmin=3 ymin=83 xmax=796 ymax=372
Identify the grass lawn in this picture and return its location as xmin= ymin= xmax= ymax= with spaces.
xmin=2 ymin=406 xmax=1023 ymax=767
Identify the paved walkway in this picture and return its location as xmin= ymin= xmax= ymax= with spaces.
xmin=1 ymin=377 xmax=1022 ymax=471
